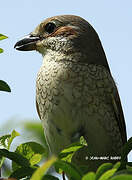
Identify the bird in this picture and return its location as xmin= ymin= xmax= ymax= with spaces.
xmin=14 ymin=15 xmax=127 ymax=172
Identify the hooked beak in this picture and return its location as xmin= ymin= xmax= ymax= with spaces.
xmin=14 ymin=34 xmax=41 ymax=51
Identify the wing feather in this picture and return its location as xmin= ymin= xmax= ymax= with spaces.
xmin=36 ymin=100 xmax=41 ymax=120
xmin=112 ymin=88 xmax=127 ymax=145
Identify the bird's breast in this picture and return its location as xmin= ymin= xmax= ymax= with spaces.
xmin=36 ymin=59 xmax=113 ymax=116
xmin=36 ymin=59 xmax=119 ymax=154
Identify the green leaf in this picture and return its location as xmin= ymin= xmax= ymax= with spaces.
xmin=9 ymin=130 xmax=20 ymax=149
xmin=0 ymin=135 xmax=11 ymax=150
xmin=80 ymin=136 xmax=87 ymax=146
xmin=110 ymin=169 xmax=132 ymax=178
xmin=59 ymin=143 xmax=83 ymax=163
xmin=55 ymin=160 xmax=82 ymax=180
xmin=82 ymin=172 xmax=96 ymax=180
xmin=30 ymin=156 xmax=57 ymax=180
xmin=10 ymin=166 xmax=36 ymax=179
xmin=13 ymin=142 xmax=46 ymax=171
xmin=0 ymin=135 xmax=10 ymax=167
xmin=42 ymin=174 xmax=59 ymax=180
xmin=0 ymin=80 xmax=11 ymax=92
xmin=0 ymin=149 xmax=30 ymax=167
xmin=57 ymin=143 xmax=83 ymax=174
xmin=0 ymin=34 xmax=8 ymax=40
xmin=113 ymin=162 xmax=121 ymax=170
xmin=98 ymin=168 xmax=117 ymax=180
xmin=95 ymin=163 xmax=113 ymax=180
xmin=120 ymin=137 xmax=132 ymax=170
xmin=0 ymin=130 xmax=19 ymax=167
xmin=24 ymin=121 xmax=49 ymax=155
xmin=0 ymin=130 xmax=19 ymax=150
xmin=61 ymin=143 xmax=83 ymax=154
xmin=110 ymin=174 xmax=132 ymax=180
xmin=0 ymin=48 xmax=3 ymax=53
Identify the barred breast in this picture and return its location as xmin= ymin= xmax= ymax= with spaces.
xmin=36 ymin=59 xmax=123 ymax=156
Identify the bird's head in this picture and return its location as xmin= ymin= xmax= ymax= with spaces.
xmin=14 ymin=15 xmax=109 ymax=68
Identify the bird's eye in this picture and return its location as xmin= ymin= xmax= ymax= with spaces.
xmin=45 ymin=22 xmax=56 ymax=34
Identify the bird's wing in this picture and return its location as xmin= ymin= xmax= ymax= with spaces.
xmin=36 ymin=100 xmax=41 ymax=120
xmin=111 ymin=87 xmax=127 ymax=145
xmin=80 ymin=64 xmax=127 ymax=151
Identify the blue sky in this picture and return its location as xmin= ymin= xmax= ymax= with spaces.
xmin=0 ymin=0 xmax=132 ymax=160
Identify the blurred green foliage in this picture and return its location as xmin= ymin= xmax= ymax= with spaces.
xmin=0 ymin=129 xmax=132 ymax=180
xmin=0 ymin=33 xmax=11 ymax=93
